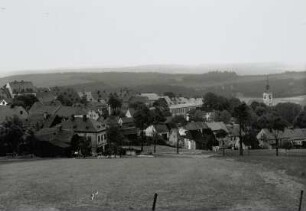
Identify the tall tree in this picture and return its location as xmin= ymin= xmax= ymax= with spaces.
xmin=153 ymin=98 xmax=171 ymax=117
xmin=233 ymin=103 xmax=250 ymax=156
xmin=133 ymin=104 xmax=151 ymax=151
xmin=188 ymin=109 xmax=205 ymax=122
xmin=1 ymin=116 xmax=24 ymax=154
xmin=108 ymin=94 xmax=122 ymax=115
xmin=106 ymin=125 xmax=124 ymax=157
xmin=202 ymin=92 xmax=229 ymax=112
xmin=214 ymin=110 xmax=232 ymax=123
xmin=294 ymin=110 xmax=306 ymax=128
xmin=274 ymin=103 xmax=302 ymax=125
xmin=12 ymin=94 xmax=38 ymax=110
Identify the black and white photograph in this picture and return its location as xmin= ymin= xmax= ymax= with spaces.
xmin=0 ymin=0 xmax=305 ymax=210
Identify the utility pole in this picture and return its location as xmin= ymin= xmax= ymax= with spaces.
xmin=176 ymin=128 xmax=180 ymax=154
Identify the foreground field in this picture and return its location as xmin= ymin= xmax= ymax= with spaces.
xmin=0 ymin=153 xmax=305 ymax=210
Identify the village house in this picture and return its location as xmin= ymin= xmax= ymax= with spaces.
xmin=178 ymin=127 xmax=196 ymax=150
xmin=36 ymin=91 xmax=56 ymax=105
xmin=87 ymin=101 xmax=107 ymax=116
xmin=206 ymin=122 xmax=229 ymax=147
xmin=0 ymin=98 xmax=12 ymax=106
xmin=257 ymin=128 xmax=306 ymax=149
xmin=145 ymin=124 xmax=169 ymax=140
xmin=0 ymin=87 xmax=10 ymax=100
xmin=0 ymin=106 xmax=28 ymax=123
xmin=29 ymin=102 xmax=100 ymax=121
xmin=125 ymin=108 xmax=136 ymax=118
xmin=182 ymin=121 xmax=208 ymax=149
xmin=4 ymin=81 xmax=37 ymax=98
xmin=168 ymin=127 xmax=179 ymax=147
xmin=118 ymin=117 xmax=138 ymax=144
xmin=169 ymin=98 xmax=203 ymax=117
xmin=35 ymin=126 xmax=74 ymax=157
xmin=140 ymin=93 xmax=160 ymax=106
xmin=78 ymin=91 xmax=97 ymax=102
xmin=61 ymin=117 xmax=107 ymax=155
xmin=226 ymin=124 xmax=247 ymax=149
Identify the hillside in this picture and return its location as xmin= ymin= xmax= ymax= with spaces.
xmin=0 ymin=70 xmax=305 ymax=98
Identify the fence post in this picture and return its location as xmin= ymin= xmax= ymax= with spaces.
xmin=299 ymin=190 xmax=303 ymax=211
xmin=152 ymin=193 xmax=158 ymax=211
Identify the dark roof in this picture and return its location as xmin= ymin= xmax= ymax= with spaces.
xmin=29 ymin=102 xmax=60 ymax=115
xmin=257 ymin=128 xmax=306 ymax=141
xmin=185 ymin=121 xmax=208 ymax=131
xmin=206 ymin=122 xmax=229 ymax=133
xmin=154 ymin=124 xmax=169 ymax=133
xmin=23 ymin=113 xmax=57 ymax=130
xmin=9 ymin=81 xmax=37 ymax=94
xmin=0 ymin=106 xmax=28 ymax=123
xmin=185 ymin=130 xmax=205 ymax=143
xmin=121 ymin=127 xmax=138 ymax=135
xmin=36 ymin=127 xmax=73 ymax=148
xmin=61 ymin=117 xmax=106 ymax=133
xmin=29 ymin=103 xmax=88 ymax=118
xmin=120 ymin=117 xmax=134 ymax=124
xmin=56 ymin=106 xmax=87 ymax=118
xmin=36 ymin=92 xmax=56 ymax=104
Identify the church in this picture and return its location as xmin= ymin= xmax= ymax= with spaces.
xmin=263 ymin=76 xmax=273 ymax=106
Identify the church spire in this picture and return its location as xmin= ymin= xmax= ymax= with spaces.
xmin=266 ymin=75 xmax=270 ymax=91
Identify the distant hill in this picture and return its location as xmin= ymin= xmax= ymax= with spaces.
xmin=0 ymin=69 xmax=305 ymax=98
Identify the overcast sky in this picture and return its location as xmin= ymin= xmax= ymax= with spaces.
xmin=0 ymin=0 xmax=305 ymax=76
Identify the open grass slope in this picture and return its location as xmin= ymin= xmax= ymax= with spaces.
xmin=0 ymin=155 xmax=305 ymax=210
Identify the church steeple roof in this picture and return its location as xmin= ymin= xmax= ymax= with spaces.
xmin=265 ymin=75 xmax=270 ymax=91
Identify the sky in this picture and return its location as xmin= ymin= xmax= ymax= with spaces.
xmin=0 ymin=0 xmax=306 ymax=76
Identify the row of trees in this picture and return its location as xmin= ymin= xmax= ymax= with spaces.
xmin=202 ymin=92 xmax=306 ymax=156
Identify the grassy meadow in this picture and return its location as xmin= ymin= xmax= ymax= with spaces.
xmin=0 ymin=149 xmax=305 ymax=210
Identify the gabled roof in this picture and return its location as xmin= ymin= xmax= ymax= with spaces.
xmin=36 ymin=127 xmax=73 ymax=148
xmin=29 ymin=102 xmax=60 ymax=115
xmin=206 ymin=122 xmax=229 ymax=133
xmin=8 ymin=81 xmax=37 ymax=94
xmin=159 ymin=96 xmax=172 ymax=105
xmin=185 ymin=121 xmax=208 ymax=131
xmin=126 ymin=108 xmax=136 ymax=117
xmin=256 ymin=128 xmax=306 ymax=141
xmin=121 ymin=127 xmax=138 ymax=135
xmin=119 ymin=117 xmax=134 ymax=124
xmin=36 ymin=91 xmax=56 ymax=104
xmin=61 ymin=117 xmax=106 ymax=133
xmin=56 ymin=106 xmax=87 ymax=118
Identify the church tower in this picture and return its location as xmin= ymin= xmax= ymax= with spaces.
xmin=263 ymin=75 xmax=273 ymax=106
